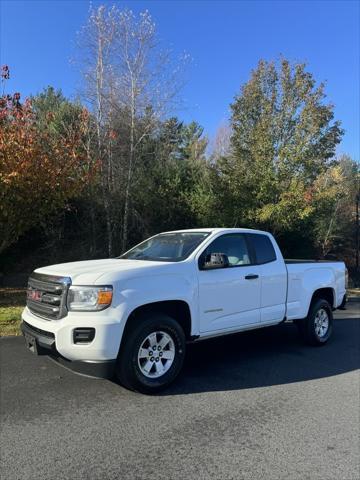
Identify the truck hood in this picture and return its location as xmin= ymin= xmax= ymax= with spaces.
xmin=35 ymin=258 xmax=172 ymax=285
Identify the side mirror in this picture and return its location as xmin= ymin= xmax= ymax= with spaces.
xmin=202 ymin=252 xmax=229 ymax=270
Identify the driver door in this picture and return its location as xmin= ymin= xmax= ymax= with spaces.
xmin=198 ymin=233 xmax=261 ymax=333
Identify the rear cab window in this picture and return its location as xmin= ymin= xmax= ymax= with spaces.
xmin=247 ymin=233 xmax=277 ymax=264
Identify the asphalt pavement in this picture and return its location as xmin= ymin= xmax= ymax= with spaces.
xmin=1 ymin=304 xmax=359 ymax=480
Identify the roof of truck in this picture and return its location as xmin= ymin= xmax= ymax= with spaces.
xmin=163 ymin=227 xmax=271 ymax=235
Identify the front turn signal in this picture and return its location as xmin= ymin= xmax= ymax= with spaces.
xmin=98 ymin=289 xmax=113 ymax=305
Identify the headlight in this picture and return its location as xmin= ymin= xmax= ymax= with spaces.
xmin=67 ymin=286 xmax=113 ymax=311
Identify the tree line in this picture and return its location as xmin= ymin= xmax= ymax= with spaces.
xmin=0 ymin=6 xmax=358 ymax=284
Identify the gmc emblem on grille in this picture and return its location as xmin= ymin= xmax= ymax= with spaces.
xmin=27 ymin=289 xmax=42 ymax=302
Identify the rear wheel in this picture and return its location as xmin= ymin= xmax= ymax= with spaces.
xmin=116 ymin=313 xmax=186 ymax=393
xmin=297 ymin=298 xmax=333 ymax=346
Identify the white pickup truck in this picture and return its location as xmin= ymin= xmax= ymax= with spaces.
xmin=21 ymin=228 xmax=347 ymax=393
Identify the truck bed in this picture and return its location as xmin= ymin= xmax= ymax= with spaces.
xmin=285 ymin=258 xmax=346 ymax=320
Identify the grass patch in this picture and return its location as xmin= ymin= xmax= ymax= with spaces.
xmin=347 ymin=288 xmax=360 ymax=297
xmin=0 ymin=288 xmax=26 ymax=336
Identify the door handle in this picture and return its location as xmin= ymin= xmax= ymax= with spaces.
xmin=245 ymin=274 xmax=259 ymax=280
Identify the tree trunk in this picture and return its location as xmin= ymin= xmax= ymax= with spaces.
xmin=95 ymin=22 xmax=113 ymax=257
xmin=121 ymin=77 xmax=136 ymax=252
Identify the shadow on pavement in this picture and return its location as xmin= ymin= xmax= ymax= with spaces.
xmin=158 ymin=315 xmax=360 ymax=396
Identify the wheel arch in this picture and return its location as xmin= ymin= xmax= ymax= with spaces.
xmin=308 ymin=287 xmax=335 ymax=314
xmin=120 ymin=300 xmax=192 ymax=350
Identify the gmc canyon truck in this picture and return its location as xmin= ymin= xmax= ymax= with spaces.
xmin=21 ymin=228 xmax=347 ymax=393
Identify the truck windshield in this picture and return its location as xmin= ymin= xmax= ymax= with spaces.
xmin=120 ymin=232 xmax=210 ymax=262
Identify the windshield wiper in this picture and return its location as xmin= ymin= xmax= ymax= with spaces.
xmin=129 ymin=254 xmax=152 ymax=260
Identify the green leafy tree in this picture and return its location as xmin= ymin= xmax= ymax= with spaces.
xmin=310 ymin=156 xmax=359 ymax=260
xmin=132 ymin=119 xmax=209 ymax=240
xmin=29 ymin=87 xmax=101 ymax=256
xmin=216 ymin=58 xmax=344 ymax=233
xmin=31 ymin=87 xmax=86 ymax=137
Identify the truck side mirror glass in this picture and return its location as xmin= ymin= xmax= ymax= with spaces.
xmin=202 ymin=252 xmax=229 ymax=270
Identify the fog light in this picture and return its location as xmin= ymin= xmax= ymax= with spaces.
xmin=73 ymin=328 xmax=95 ymax=344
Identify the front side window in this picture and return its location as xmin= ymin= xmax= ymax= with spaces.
xmin=248 ymin=234 xmax=276 ymax=264
xmin=120 ymin=232 xmax=210 ymax=262
xmin=201 ymin=234 xmax=252 ymax=267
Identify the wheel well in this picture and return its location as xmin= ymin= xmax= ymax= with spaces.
xmin=311 ymin=288 xmax=335 ymax=309
xmin=122 ymin=300 xmax=192 ymax=341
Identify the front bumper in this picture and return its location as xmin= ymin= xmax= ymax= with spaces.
xmin=22 ymin=305 xmax=123 ymax=359
xmin=20 ymin=320 xmax=116 ymax=379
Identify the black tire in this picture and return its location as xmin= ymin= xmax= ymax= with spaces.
xmin=297 ymin=298 xmax=333 ymax=346
xmin=115 ymin=313 xmax=186 ymax=394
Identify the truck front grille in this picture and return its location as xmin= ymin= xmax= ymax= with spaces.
xmin=27 ymin=273 xmax=71 ymax=320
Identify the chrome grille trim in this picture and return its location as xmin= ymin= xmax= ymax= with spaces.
xmin=27 ymin=272 xmax=71 ymax=320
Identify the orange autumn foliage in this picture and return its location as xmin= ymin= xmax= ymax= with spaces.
xmin=0 ymin=95 xmax=97 ymax=253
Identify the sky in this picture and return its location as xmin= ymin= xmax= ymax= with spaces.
xmin=1 ymin=0 xmax=359 ymax=160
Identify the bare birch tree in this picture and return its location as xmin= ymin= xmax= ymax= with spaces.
xmin=77 ymin=6 xmax=188 ymax=253
xmin=211 ymin=122 xmax=232 ymax=162
xmin=76 ymin=6 xmax=117 ymax=255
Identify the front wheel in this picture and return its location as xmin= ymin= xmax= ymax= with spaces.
xmin=297 ymin=298 xmax=333 ymax=346
xmin=115 ymin=313 xmax=186 ymax=394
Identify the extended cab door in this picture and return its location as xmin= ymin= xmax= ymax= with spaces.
xmin=246 ymin=233 xmax=287 ymax=323
xmin=198 ymin=233 xmax=261 ymax=333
